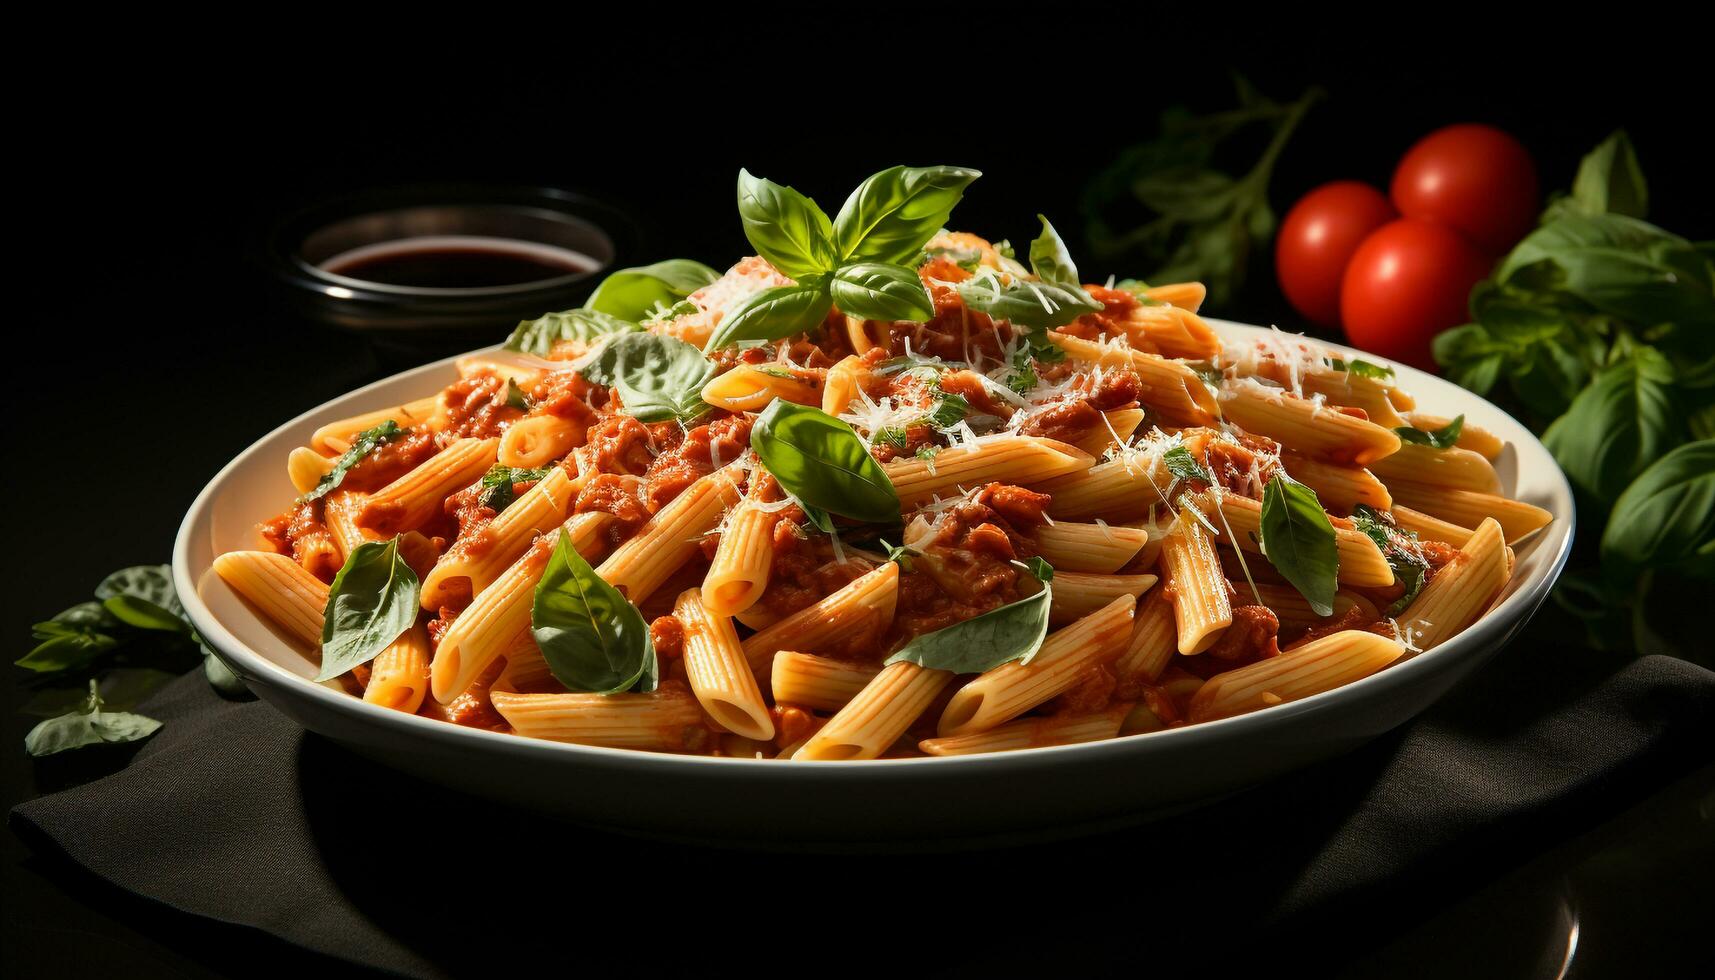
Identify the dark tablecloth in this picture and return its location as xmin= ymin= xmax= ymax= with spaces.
xmin=11 ymin=637 xmax=1713 ymax=978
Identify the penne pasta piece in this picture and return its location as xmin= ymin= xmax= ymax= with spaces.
xmin=795 ymin=661 xmax=953 ymax=760
xmin=310 ymin=396 xmax=439 ymax=454
xmin=1119 ymin=304 xmax=1221 ymax=360
xmin=1035 ymin=454 xmax=1172 ymax=521
xmin=1049 ymin=572 xmax=1157 ymax=626
xmin=498 ymin=415 xmax=582 ymax=469
xmin=491 ymin=634 xmax=554 ymax=694
xmin=701 ymin=478 xmax=783 ymax=617
xmin=597 ymin=463 xmax=743 ymax=604
xmin=1032 ymin=521 xmax=1151 ymax=573
xmin=769 ymin=651 xmax=881 ymax=713
xmin=1113 ymin=590 xmax=1177 ymax=685
xmin=420 ymin=466 xmax=584 ymax=610
xmin=1158 ymin=510 xmax=1231 ymax=655
xmin=1141 ymin=281 xmax=1206 ymax=312
xmin=1187 ymin=630 xmax=1404 ymax=722
xmin=937 ymin=594 xmax=1135 ymax=737
xmin=1066 ymin=408 xmax=1146 ymax=458
xmin=491 ymin=688 xmax=709 ymax=751
xmin=1047 ymin=332 xmax=1219 ymax=425
xmin=456 ymin=355 xmax=543 ymax=388
xmin=211 ymin=551 xmax=328 ymax=650
xmin=1300 ymin=372 xmax=1409 ymax=428
xmin=1240 ymin=582 xmax=1378 ymax=635
xmin=844 ymin=314 xmax=886 ymax=354
xmin=359 ymin=437 xmax=500 ymax=536
xmin=287 ymin=447 xmax=335 ymax=495
xmin=884 ymin=436 xmax=1094 ymax=509
xmin=675 ymin=589 xmax=775 ymax=740
xmin=1218 ymin=380 xmax=1401 ymax=466
xmin=1206 ymin=492 xmax=1395 ymax=588
xmin=364 ymin=623 xmax=432 ymax=713
xmin=702 ymin=364 xmax=821 ymax=413
xmin=1390 ymin=505 xmax=1474 ymax=548
xmin=1279 ymin=453 xmax=1392 ymax=514
xmin=1395 ymin=517 xmax=1510 ymax=651
xmin=741 ymin=562 xmax=899 ymax=673
xmin=1408 ymin=412 xmax=1505 ymax=460
xmin=1369 ymin=443 xmax=1501 ymax=494
xmin=1384 ymin=481 xmax=1552 ymax=544
xmin=919 ymin=704 xmax=1130 ymax=756
xmin=322 ymin=491 xmax=380 ymax=558
xmin=821 ymin=354 xmax=867 ymax=415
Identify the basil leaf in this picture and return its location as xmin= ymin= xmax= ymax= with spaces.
xmin=579 ymin=332 xmax=715 ymax=423
xmin=829 ymin=262 xmax=934 ymax=323
xmin=93 ymin=564 xmax=190 ymax=633
xmin=736 ymin=169 xmax=838 ymax=279
xmin=1028 ymin=214 xmax=1083 ymax=286
xmin=705 ymin=280 xmax=834 ymax=350
xmin=505 ymin=308 xmax=638 ymax=356
xmin=885 ymin=558 xmax=1053 ymax=673
xmin=299 ymin=420 xmax=404 ymax=504
xmin=505 ymin=379 xmax=532 ymax=411
xmin=583 ymin=259 xmax=720 ymax=321
xmin=878 ymin=538 xmax=918 ymax=571
xmin=318 ymin=538 xmax=419 ymax=682
xmin=204 ymin=646 xmax=250 ymax=698
xmin=832 ymin=165 xmax=981 ymax=265
xmin=1164 ymin=445 xmax=1213 ymax=484
xmin=16 ymin=608 xmax=120 ymax=673
xmin=24 ymin=680 xmax=162 ymax=757
xmin=1569 ymin=130 xmax=1648 ymax=220
xmin=1498 ymin=213 xmax=1710 ymax=328
xmin=1600 ymin=439 xmax=1715 ymax=572
xmin=923 ymin=393 xmax=969 ymax=430
xmin=1327 ymin=357 xmax=1395 ymax=381
xmin=751 ymin=400 xmax=900 ymax=524
xmin=531 ymin=533 xmax=656 ymax=695
xmin=102 ymin=595 xmax=189 ymax=633
xmin=1544 ymin=352 xmax=1680 ymax=503
xmin=1394 ymin=414 xmax=1465 ymax=450
xmin=479 ymin=464 xmax=552 ymax=513
xmin=1259 ymin=474 xmax=1339 ymax=617
xmin=957 ymin=275 xmax=1101 ymax=329
xmin=1351 ymin=506 xmax=1430 ymax=616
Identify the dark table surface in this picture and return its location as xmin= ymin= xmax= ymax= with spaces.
xmin=9 ymin=31 xmax=1715 ymax=977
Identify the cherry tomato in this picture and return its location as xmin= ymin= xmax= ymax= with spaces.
xmin=1391 ymin=123 xmax=1539 ymax=254
xmin=1340 ymin=218 xmax=1493 ymax=371
xmin=1276 ymin=181 xmax=1398 ymax=328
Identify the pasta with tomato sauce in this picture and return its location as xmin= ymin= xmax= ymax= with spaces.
xmin=213 ymin=164 xmax=1548 ymax=760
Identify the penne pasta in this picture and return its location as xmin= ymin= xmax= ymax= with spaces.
xmin=1384 ymin=481 xmax=1553 ymax=544
xmin=211 ymin=551 xmax=328 ymax=650
xmin=1158 ymin=510 xmax=1231 ymax=655
xmin=1279 ymin=453 xmax=1392 ymax=514
xmin=1408 ymin=412 xmax=1505 ymax=460
xmin=1218 ymin=379 xmax=1401 ymax=466
xmin=1368 ymin=443 xmax=1501 ymax=494
xmin=769 ymin=651 xmax=881 ymax=713
xmin=701 ymin=479 xmax=783 ymax=617
xmin=919 ymin=704 xmax=1130 ymax=756
xmin=884 ymin=436 xmax=1093 ymax=509
xmin=1187 ymin=630 xmax=1404 ymax=722
xmin=491 ymin=689 xmax=709 ymax=751
xmin=597 ymin=463 xmax=744 ymax=604
xmin=741 ymin=563 xmax=899 ymax=673
xmin=420 ymin=466 xmax=584 ymax=610
xmin=796 ymin=661 xmax=952 ymax=761
xmin=701 ymin=364 xmax=821 ymax=413
xmin=1049 ymin=572 xmax=1157 ymax=626
xmin=310 ymin=396 xmax=439 ymax=454
xmin=1031 ymin=521 xmax=1151 ymax=573
xmin=675 ymin=589 xmax=775 ymax=741
xmin=1390 ymin=505 xmax=1475 ymax=548
xmin=498 ymin=415 xmax=581 ymax=469
xmin=1395 ymin=517 xmax=1510 ymax=650
xmin=1205 ymin=492 xmax=1395 ymax=588
xmin=359 ymin=436 xmax=500 ymax=536
xmin=1047 ymin=332 xmax=1220 ymax=425
xmin=364 ymin=624 xmax=432 ymax=713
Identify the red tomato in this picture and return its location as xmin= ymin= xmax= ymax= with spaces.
xmin=1276 ymin=181 xmax=1397 ymax=328
xmin=1340 ymin=218 xmax=1493 ymax=371
xmin=1391 ymin=124 xmax=1539 ymax=253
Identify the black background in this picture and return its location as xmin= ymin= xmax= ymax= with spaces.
xmin=8 ymin=23 xmax=1713 ymax=978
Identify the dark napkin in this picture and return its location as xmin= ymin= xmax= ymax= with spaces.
xmin=11 ymin=633 xmax=1714 ymax=979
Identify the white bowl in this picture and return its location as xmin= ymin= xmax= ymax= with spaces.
xmin=173 ymin=320 xmax=1575 ymax=846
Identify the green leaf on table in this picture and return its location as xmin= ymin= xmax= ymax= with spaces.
xmin=886 ymin=557 xmax=1054 ymax=673
xmin=531 ymin=533 xmax=656 ymax=694
xmin=1600 ymin=439 xmax=1715 ymax=574
xmin=583 ymin=259 xmax=720 ymax=322
xmin=317 ymin=538 xmax=419 ymax=682
xmin=16 ymin=603 xmax=122 ymax=673
xmin=24 ymin=680 xmax=162 ymax=757
xmin=1259 ymin=474 xmax=1338 ymax=617
xmin=750 ymin=400 xmax=899 ymax=525
xmin=1544 ymin=351 xmax=1680 ymax=503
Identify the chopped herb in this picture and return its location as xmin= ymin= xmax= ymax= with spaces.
xmin=923 ymin=393 xmax=970 ymax=429
xmin=1327 ymin=357 xmax=1395 ymax=381
xmin=298 ymin=420 xmax=404 ymax=504
xmin=479 ymin=465 xmax=552 ymax=513
xmin=879 ymin=538 xmax=918 ymax=571
xmin=1164 ymin=445 xmax=1214 ymax=484
xmin=1394 ymin=414 xmax=1464 ymax=450
xmin=505 ymin=379 xmax=533 ymax=411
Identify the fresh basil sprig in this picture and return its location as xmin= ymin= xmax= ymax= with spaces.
xmin=1258 ymin=474 xmax=1339 ymax=616
xmin=957 ymin=215 xmax=1103 ymax=329
xmin=23 ymin=679 xmax=162 ymax=757
xmin=583 ymin=259 xmax=720 ymax=322
xmin=709 ymin=166 xmax=976 ymax=349
xmin=299 ymin=420 xmax=403 ymax=504
xmin=750 ymin=400 xmax=900 ymax=524
xmin=505 ymin=308 xmax=638 ymax=356
xmin=318 ymin=538 xmax=419 ymax=682
xmin=885 ymin=557 xmax=1054 ymax=673
xmin=578 ymin=332 xmax=715 ymax=423
xmin=531 ymin=533 xmax=657 ymax=695
xmin=1394 ymin=414 xmax=1465 ymax=451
